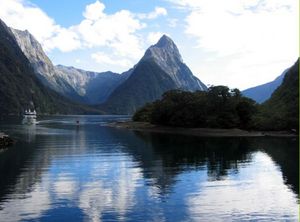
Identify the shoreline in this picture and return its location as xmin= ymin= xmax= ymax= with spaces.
xmin=108 ymin=121 xmax=298 ymax=137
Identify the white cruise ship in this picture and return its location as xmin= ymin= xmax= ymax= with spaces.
xmin=22 ymin=109 xmax=37 ymax=124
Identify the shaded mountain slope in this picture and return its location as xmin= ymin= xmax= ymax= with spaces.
xmin=242 ymin=69 xmax=288 ymax=103
xmin=11 ymin=28 xmax=85 ymax=103
xmin=255 ymin=59 xmax=299 ymax=130
xmin=0 ymin=19 xmax=100 ymax=115
xmin=102 ymin=59 xmax=178 ymax=114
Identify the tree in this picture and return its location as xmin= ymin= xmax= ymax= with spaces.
xmin=133 ymin=86 xmax=258 ymax=129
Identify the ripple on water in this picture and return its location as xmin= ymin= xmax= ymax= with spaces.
xmin=0 ymin=116 xmax=298 ymax=221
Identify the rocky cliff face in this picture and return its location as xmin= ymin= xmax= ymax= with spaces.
xmin=142 ymin=35 xmax=207 ymax=91
xmin=102 ymin=35 xmax=207 ymax=114
xmin=11 ymin=28 xmax=131 ymax=104
xmin=11 ymin=28 xmax=84 ymax=102
xmin=0 ymin=19 xmax=99 ymax=115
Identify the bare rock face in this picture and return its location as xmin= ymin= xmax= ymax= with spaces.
xmin=11 ymin=29 xmax=52 ymax=73
xmin=11 ymin=28 xmax=81 ymax=99
xmin=142 ymin=35 xmax=207 ymax=91
xmin=10 ymin=28 xmax=130 ymax=104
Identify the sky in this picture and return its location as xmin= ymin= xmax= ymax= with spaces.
xmin=0 ymin=0 xmax=298 ymax=90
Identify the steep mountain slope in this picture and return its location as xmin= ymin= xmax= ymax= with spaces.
xmin=142 ymin=35 xmax=206 ymax=91
xmin=0 ymin=19 xmax=99 ymax=115
xmin=103 ymin=60 xmax=178 ymax=114
xmin=242 ymin=69 xmax=288 ymax=103
xmin=11 ymin=28 xmax=130 ymax=104
xmin=256 ymin=59 xmax=299 ymax=130
xmin=10 ymin=28 xmax=85 ymax=102
xmin=103 ymin=35 xmax=207 ymax=114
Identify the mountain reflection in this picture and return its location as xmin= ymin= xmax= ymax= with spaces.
xmin=131 ymin=132 xmax=298 ymax=196
xmin=0 ymin=117 xmax=298 ymax=221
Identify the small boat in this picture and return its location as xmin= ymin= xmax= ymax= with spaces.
xmin=22 ymin=109 xmax=37 ymax=125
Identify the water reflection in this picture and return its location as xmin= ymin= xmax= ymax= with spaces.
xmin=0 ymin=116 xmax=298 ymax=221
xmin=131 ymin=132 xmax=299 ymax=196
xmin=187 ymin=151 xmax=298 ymax=221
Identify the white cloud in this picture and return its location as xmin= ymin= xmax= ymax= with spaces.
xmin=0 ymin=0 xmax=147 ymax=63
xmin=169 ymin=0 xmax=299 ymax=89
xmin=183 ymin=1 xmax=298 ymax=57
xmin=148 ymin=7 xmax=168 ymax=19
xmin=75 ymin=7 xmax=145 ymax=60
xmin=147 ymin=32 xmax=164 ymax=45
xmin=0 ymin=0 xmax=81 ymax=52
xmin=91 ymin=52 xmax=132 ymax=67
xmin=43 ymin=28 xmax=81 ymax=52
xmin=137 ymin=7 xmax=168 ymax=19
xmin=83 ymin=0 xmax=106 ymax=20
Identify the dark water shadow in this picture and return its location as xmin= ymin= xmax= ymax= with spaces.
xmin=126 ymin=131 xmax=299 ymax=197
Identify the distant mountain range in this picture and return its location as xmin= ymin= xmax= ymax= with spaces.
xmin=0 ymin=17 xmax=297 ymax=115
xmin=9 ymin=23 xmax=207 ymax=114
xmin=55 ymin=65 xmax=132 ymax=104
xmin=11 ymin=28 xmax=132 ymax=104
xmin=242 ymin=69 xmax=288 ymax=103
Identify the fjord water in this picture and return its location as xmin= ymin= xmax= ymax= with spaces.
xmin=0 ymin=116 xmax=298 ymax=221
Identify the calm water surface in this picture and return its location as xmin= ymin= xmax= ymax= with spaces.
xmin=0 ymin=115 xmax=298 ymax=221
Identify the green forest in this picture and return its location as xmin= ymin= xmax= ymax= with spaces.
xmin=133 ymin=59 xmax=299 ymax=131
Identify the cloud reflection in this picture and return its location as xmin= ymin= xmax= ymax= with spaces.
xmin=53 ymin=174 xmax=78 ymax=199
xmin=79 ymin=181 xmax=113 ymax=222
xmin=78 ymin=158 xmax=143 ymax=221
xmin=0 ymin=183 xmax=51 ymax=222
xmin=186 ymin=152 xmax=299 ymax=221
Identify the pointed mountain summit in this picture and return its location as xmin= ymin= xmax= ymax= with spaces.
xmin=143 ymin=34 xmax=183 ymax=63
xmin=141 ymin=35 xmax=206 ymax=91
xmin=102 ymin=35 xmax=207 ymax=114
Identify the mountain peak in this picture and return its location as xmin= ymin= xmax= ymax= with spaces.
xmin=136 ymin=34 xmax=206 ymax=94
xmin=142 ymin=34 xmax=182 ymax=64
xmin=155 ymin=34 xmax=175 ymax=48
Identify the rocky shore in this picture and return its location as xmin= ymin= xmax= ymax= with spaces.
xmin=108 ymin=121 xmax=298 ymax=137
xmin=0 ymin=132 xmax=14 ymax=148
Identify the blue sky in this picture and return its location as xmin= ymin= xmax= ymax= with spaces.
xmin=0 ymin=0 xmax=298 ymax=89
